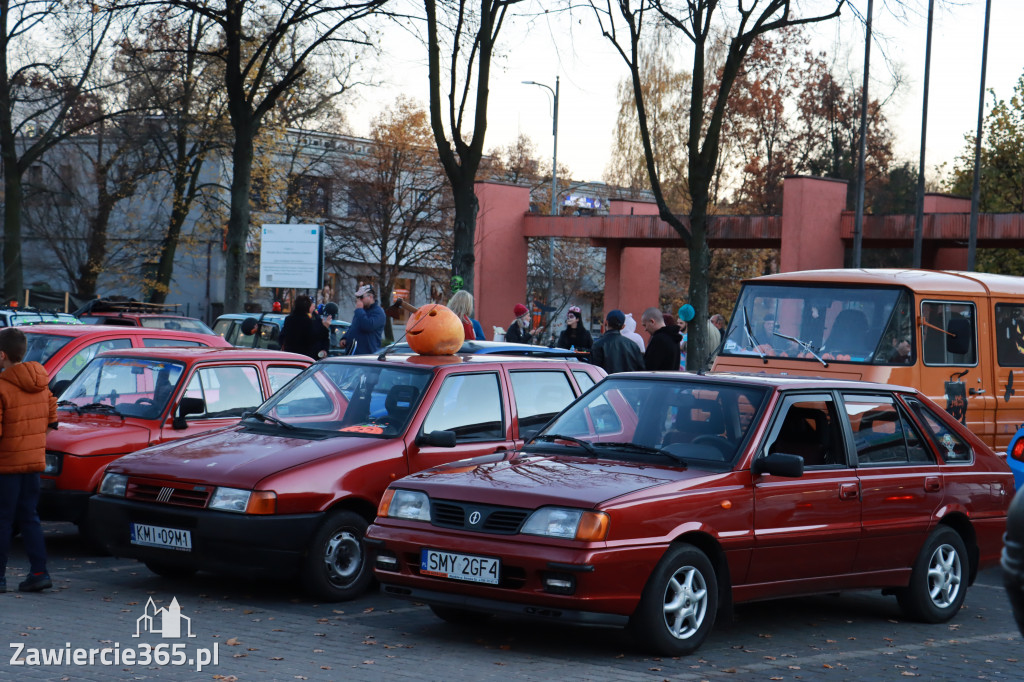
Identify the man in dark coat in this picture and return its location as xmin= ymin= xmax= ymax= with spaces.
xmin=591 ymin=310 xmax=645 ymax=374
xmin=641 ymin=307 xmax=682 ymax=371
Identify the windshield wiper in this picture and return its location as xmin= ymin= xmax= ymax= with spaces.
xmin=242 ymin=411 xmax=297 ymax=430
xmin=532 ymin=434 xmax=597 ymax=456
xmin=79 ymin=402 xmax=123 ymax=415
xmin=773 ymin=332 xmax=829 ymax=367
xmin=56 ymin=400 xmax=80 ymax=415
xmin=741 ymin=306 xmax=767 ymax=364
xmin=594 ymin=441 xmax=687 ymax=466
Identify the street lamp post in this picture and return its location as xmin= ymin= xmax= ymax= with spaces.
xmin=523 ymin=76 xmax=560 ymax=338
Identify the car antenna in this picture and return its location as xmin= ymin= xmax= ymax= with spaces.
xmin=377 ymin=299 xmax=422 ymax=361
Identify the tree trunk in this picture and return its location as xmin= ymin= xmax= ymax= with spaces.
xmin=224 ymin=124 xmax=255 ymax=312
xmin=1 ymin=161 xmax=23 ymax=303
xmin=150 ymin=153 xmax=202 ymax=304
xmin=450 ymin=181 xmax=478 ymax=295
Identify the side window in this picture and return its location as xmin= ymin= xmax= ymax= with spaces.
xmin=257 ymin=323 xmax=281 ymax=350
xmin=844 ymin=395 xmax=933 ymax=466
xmin=51 ymin=338 xmax=132 ymax=385
xmin=144 ymin=338 xmax=202 ymax=348
xmin=766 ymin=396 xmax=844 ymax=468
xmin=212 ymin=319 xmax=233 ymax=342
xmin=573 ymin=370 xmax=596 ymax=392
xmin=995 ymin=303 xmax=1024 ymax=367
xmin=921 ymin=301 xmax=976 ymax=366
xmin=267 ymin=366 xmax=303 ymax=395
xmin=421 ymin=373 xmax=503 ymax=441
xmin=905 ymin=397 xmax=972 ymax=463
xmin=510 ymin=370 xmax=576 ymax=440
xmin=184 ymin=366 xmax=262 ymax=418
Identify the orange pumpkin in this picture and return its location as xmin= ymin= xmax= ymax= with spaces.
xmin=405 ymin=304 xmax=465 ymax=355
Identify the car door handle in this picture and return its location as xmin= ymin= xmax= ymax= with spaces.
xmin=924 ymin=476 xmax=941 ymax=492
xmin=839 ymin=483 xmax=859 ymax=500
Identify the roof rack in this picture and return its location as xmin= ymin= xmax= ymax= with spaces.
xmin=0 ymin=304 xmax=76 ymax=315
xmin=73 ymin=298 xmax=184 ymax=316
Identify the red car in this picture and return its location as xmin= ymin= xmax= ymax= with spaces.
xmin=23 ymin=325 xmax=231 ymax=392
xmin=89 ymin=354 xmax=605 ymax=600
xmin=41 ymin=347 xmax=311 ymax=541
xmin=367 ymin=372 xmax=1014 ymax=656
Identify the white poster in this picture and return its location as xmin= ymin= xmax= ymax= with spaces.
xmin=259 ymin=224 xmax=323 ymax=289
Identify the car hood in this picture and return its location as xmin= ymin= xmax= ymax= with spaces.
xmin=106 ymin=426 xmax=383 ymax=489
xmin=400 ymin=452 xmax=711 ymax=509
xmin=49 ymin=416 xmax=153 ymax=456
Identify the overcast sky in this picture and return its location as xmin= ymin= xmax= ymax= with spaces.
xmin=351 ymin=1 xmax=1024 ymax=188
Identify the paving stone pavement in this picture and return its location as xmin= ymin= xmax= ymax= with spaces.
xmin=1 ymin=524 xmax=1020 ymax=681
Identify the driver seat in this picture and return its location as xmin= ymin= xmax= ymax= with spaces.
xmin=385 ymin=384 xmax=419 ymax=423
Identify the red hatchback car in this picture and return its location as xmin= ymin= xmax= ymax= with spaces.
xmin=41 ymin=347 xmax=311 ymax=539
xmin=89 ymin=354 xmax=605 ymax=601
xmin=367 ymin=372 xmax=1014 ymax=656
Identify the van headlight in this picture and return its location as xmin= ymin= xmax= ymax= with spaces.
xmin=99 ymin=473 xmax=128 ymax=497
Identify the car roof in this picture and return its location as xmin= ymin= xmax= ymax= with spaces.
xmin=321 ymin=353 xmax=589 ymax=369
xmin=21 ymin=324 xmax=229 ymax=341
xmin=216 ymin=313 xmax=348 ymax=326
xmin=386 ymin=340 xmax=577 ymax=355
xmin=95 ymin=347 xmax=312 ymax=362
xmin=607 ymin=370 xmax=918 ymax=395
xmin=745 ymin=268 xmax=1024 ymax=297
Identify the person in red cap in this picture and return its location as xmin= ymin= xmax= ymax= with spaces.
xmin=506 ymin=303 xmax=543 ymax=344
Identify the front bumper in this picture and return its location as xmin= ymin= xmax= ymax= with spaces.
xmin=38 ymin=485 xmax=92 ymax=523
xmin=366 ymin=520 xmax=664 ymax=624
xmin=89 ymin=496 xmax=322 ymax=578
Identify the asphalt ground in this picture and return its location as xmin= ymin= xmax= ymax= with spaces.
xmin=1 ymin=523 xmax=1020 ymax=681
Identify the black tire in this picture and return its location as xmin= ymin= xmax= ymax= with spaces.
xmin=629 ymin=543 xmax=718 ymax=656
xmin=144 ymin=561 xmax=197 ymax=579
xmin=429 ymin=604 xmax=493 ymax=626
xmin=896 ymin=526 xmax=969 ymax=623
xmin=302 ymin=510 xmax=373 ymax=602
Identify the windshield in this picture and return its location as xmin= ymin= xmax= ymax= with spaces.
xmin=23 ymin=333 xmax=74 ymax=365
xmin=721 ymin=283 xmax=913 ymax=364
xmin=139 ymin=317 xmax=215 ymax=334
xmin=60 ymin=357 xmax=185 ymax=419
xmin=256 ymin=362 xmax=431 ymax=437
xmin=533 ymin=378 xmax=769 ymax=467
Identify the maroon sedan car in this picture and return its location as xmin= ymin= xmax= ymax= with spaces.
xmin=367 ymin=372 xmax=1014 ymax=656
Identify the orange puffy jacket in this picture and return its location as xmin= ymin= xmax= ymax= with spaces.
xmin=0 ymin=361 xmax=57 ymax=474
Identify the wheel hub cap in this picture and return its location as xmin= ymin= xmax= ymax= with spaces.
xmin=663 ymin=566 xmax=708 ymax=640
xmin=927 ymin=543 xmax=962 ymax=608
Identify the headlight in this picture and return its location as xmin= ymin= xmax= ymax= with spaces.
xmin=521 ymin=507 xmax=609 ymax=541
xmin=208 ymin=487 xmax=252 ymax=513
xmin=99 ymin=473 xmax=128 ymax=498
xmin=382 ymin=489 xmax=431 ymax=521
xmin=44 ymin=452 xmax=62 ymax=476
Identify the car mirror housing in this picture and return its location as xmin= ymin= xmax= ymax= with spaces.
xmin=752 ymin=452 xmax=804 ymax=477
xmin=416 ymin=430 xmax=457 ymax=448
xmin=173 ymin=397 xmax=207 ymax=430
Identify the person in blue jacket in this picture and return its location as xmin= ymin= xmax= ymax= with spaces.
xmin=340 ymin=284 xmax=386 ymax=355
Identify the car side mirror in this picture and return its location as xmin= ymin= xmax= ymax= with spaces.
xmin=752 ymin=452 xmax=804 ymax=477
xmin=416 ymin=430 xmax=457 ymax=448
xmin=172 ymin=397 xmax=206 ymax=430
xmin=50 ymin=379 xmax=72 ymax=397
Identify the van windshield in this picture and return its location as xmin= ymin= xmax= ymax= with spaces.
xmin=721 ymin=284 xmax=914 ymax=365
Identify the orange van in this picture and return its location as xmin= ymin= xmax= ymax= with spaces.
xmin=712 ymin=269 xmax=1024 ymax=454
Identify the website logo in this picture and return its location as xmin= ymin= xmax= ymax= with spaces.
xmin=135 ymin=597 xmax=196 ymax=638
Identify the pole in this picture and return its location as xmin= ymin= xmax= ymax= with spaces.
xmin=913 ymin=0 xmax=935 ymax=269
xmin=548 ymin=77 xmax=559 ymax=341
xmin=852 ymin=0 xmax=874 ymax=269
xmin=968 ymin=0 xmax=992 ymax=272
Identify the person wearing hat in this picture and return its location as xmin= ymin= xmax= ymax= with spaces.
xmin=556 ymin=305 xmax=593 ymax=352
xmin=591 ymin=309 xmax=645 ymax=374
xmin=506 ymin=303 xmax=543 ymax=345
xmin=339 ymin=284 xmax=386 ymax=355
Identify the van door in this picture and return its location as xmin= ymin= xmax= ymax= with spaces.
xmin=992 ymin=302 xmax=1024 ymax=452
xmin=918 ymin=299 xmax=995 ymax=446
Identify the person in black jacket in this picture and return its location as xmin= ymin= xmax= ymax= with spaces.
xmin=641 ymin=307 xmax=682 ymax=371
xmin=556 ymin=306 xmax=593 ymax=351
xmin=591 ymin=310 xmax=644 ymax=374
xmin=280 ymin=295 xmax=329 ymax=360
xmin=506 ymin=303 xmax=543 ymax=344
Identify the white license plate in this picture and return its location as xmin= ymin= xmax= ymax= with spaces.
xmin=420 ymin=549 xmax=500 ymax=585
xmin=130 ymin=523 xmax=192 ymax=551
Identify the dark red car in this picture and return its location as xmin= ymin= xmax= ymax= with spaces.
xmin=89 ymin=354 xmax=605 ymax=600
xmin=41 ymin=347 xmax=311 ymax=540
xmin=367 ymin=372 xmax=1014 ymax=656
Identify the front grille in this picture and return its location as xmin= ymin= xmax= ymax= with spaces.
xmin=126 ymin=480 xmax=211 ymax=508
xmin=431 ymin=500 xmax=529 ymax=534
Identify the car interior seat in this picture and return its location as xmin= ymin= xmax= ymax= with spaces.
xmin=385 ymin=384 xmax=419 ymax=423
xmin=770 ymin=406 xmax=830 ymax=466
xmin=826 ymin=309 xmax=872 ymax=357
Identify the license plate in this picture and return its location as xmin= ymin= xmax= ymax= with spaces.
xmin=130 ymin=523 xmax=192 ymax=551
xmin=420 ymin=549 xmax=500 ymax=585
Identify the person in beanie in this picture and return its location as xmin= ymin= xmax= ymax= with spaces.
xmin=506 ymin=303 xmax=543 ymax=344
xmin=0 ymin=327 xmax=58 ymax=593
xmin=641 ymin=307 xmax=682 ymax=370
xmin=591 ymin=309 xmax=645 ymax=374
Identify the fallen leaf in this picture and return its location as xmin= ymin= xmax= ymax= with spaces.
xmin=363 ymin=660 xmax=375 ymax=665
xmin=270 ymin=656 xmax=284 ymax=660
xmin=225 ymin=638 xmax=241 ymax=646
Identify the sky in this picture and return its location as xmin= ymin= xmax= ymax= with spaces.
xmin=350 ymin=1 xmax=1024 ymax=187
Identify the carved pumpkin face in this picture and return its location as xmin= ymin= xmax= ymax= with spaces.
xmin=406 ymin=304 xmax=465 ymax=355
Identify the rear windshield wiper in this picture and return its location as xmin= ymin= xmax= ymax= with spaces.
xmin=594 ymin=441 xmax=688 ymax=466
xmin=532 ymin=434 xmax=597 ymax=456
xmin=243 ymin=411 xmax=297 ymax=430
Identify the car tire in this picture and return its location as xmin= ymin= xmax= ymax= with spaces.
xmin=628 ymin=543 xmax=718 ymax=656
xmin=429 ymin=604 xmax=493 ymax=626
xmin=896 ymin=526 xmax=969 ymax=623
xmin=144 ymin=561 xmax=197 ymax=579
xmin=303 ymin=510 xmax=373 ymax=602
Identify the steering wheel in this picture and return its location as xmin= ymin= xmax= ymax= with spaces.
xmin=692 ymin=435 xmax=734 ymax=458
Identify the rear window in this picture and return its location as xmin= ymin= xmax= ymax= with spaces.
xmin=139 ymin=318 xmax=215 ymax=335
